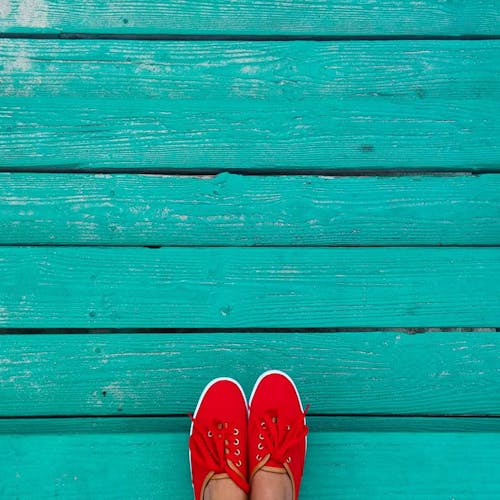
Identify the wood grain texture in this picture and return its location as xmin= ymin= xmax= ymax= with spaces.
xmin=3 ymin=40 xmax=499 ymax=101
xmin=0 ymin=0 xmax=498 ymax=35
xmin=0 ymin=247 xmax=499 ymax=328
xmin=1 ymin=173 xmax=499 ymax=246
xmin=4 ymin=416 xmax=500 ymax=434
xmin=2 ymin=421 xmax=500 ymax=499
xmin=1 ymin=40 xmax=499 ymax=171
xmin=1 ymin=332 xmax=499 ymax=416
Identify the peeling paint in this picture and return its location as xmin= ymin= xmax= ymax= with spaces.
xmin=172 ymin=214 xmax=188 ymax=221
xmin=3 ymin=47 xmax=32 ymax=72
xmin=15 ymin=0 xmax=48 ymax=27
xmin=240 ymin=65 xmax=259 ymax=75
xmin=0 ymin=0 xmax=11 ymax=17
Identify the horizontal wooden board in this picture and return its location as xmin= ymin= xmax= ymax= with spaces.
xmin=1 ymin=173 xmax=499 ymax=246
xmin=2 ymin=419 xmax=500 ymax=499
xmin=5 ymin=97 xmax=497 ymax=171
xmin=0 ymin=0 xmax=498 ymax=35
xmin=1 ymin=40 xmax=499 ymax=171
xmin=0 ymin=247 xmax=499 ymax=328
xmin=1 ymin=332 xmax=499 ymax=416
xmin=4 ymin=416 xmax=500 ymax=434
xmin=3 ymin=40 xmax=499 ymax=101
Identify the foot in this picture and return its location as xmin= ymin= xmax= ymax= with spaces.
xmin=251 ymin=469 xmax=293 ymax=500
xmin=248 ymin=371 xmax=308 ymax=500
xmin=204 ymin=477 xmax=248 ymax=500
xmin=189 ymin=378 xmax=250 ymax=500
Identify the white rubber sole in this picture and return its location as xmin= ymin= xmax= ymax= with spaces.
xmin=248 ymin=370 xmax=308 ymax=453
xmin=189 ymin=377 xmax=248 ymax=489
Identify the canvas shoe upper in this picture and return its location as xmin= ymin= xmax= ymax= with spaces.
xmin=248 ymin=370 xmax=308 ymax=500
xmin=189 ymin=378 xmax=250 ymax=500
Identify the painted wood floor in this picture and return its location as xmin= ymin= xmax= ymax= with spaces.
xmin=1 ymin=1 xmax=499 ymax=498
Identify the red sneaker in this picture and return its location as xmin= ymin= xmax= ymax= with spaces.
xmin=189 ymin=378 xmax=250 ymax=500
xmin=248 ymin=370 xmax=308 ymax=500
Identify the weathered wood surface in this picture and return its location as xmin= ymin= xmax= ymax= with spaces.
xmin=3 ymin=40 xmax=499 ymax=100
xmin=0 ymin=0 xmax=498 ymax=35
xmin=0 ymin=332 xmax=499 ymax=416
xmin=1 ymin=0 xmax=499 ymax=496
xmin=4 ymin=416 xmax=500 ymax=434
xmin=0 ymin=247 xmax=498 ymax=328
xmin=2 ymin=420 xmax=500 ymax=499
xmin=1 ymin=173 xmax=499 ymax=246
xmin=1 ymin=40 xmax=499 ymax=171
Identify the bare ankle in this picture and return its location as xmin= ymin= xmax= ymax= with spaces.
xmin=250 ymin=470 xmax=293 ymax=500
xmin=204 ymin=477 xmax=248 ymax=500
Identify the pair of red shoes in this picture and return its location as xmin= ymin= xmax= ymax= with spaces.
xmin=189 ymin=371 xmax=308 ymax=500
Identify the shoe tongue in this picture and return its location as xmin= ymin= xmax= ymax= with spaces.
xmin=264 ymin=455 xmax=286 ymax=470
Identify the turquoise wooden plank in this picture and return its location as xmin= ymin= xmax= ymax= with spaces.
xmin=1 ymin=40 xmax=499 ymax=171
xmin=1 ymin=247 xmax=498 ymax=328
xmin=0 ymin=331 xmax=499 ymax=416
xmin=2 ymin=40 xmax=498 ymax=101
xmin=1 ymin=173 xmax=499 ymax=246
xmin=1 ymin=420 xmax=500 ymax=499
xmin=2 ymin=97 xmax=498 ymax=171
xmin=4 ymin=416 xmax=500 ymax=434
xmin=0 ymin=0 xmax=498 ymax=35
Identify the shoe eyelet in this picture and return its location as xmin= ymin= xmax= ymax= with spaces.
xmin=235 ymin=449 xmax=241 ymax=456
xmin=260 ymin=422 xmax=266 ymax=429
xmin=233 ymin=438 xmax=239 ymax=445
xmin=233 ymin=428 xmax=239 ymax=436
xmin=256 ymin=454 xmax=262 ymax=461
xmin=259 ymin=433 xmax=264 ymax=440
xmin=225 ymin=447 xmax=229 ymax=454
xmin=286 ymin=456 xmax=292 ymax=463
xmin=236 ymin=460 xmax=242 ymax=467
xmin=207 ymin=431 xmax=213 ymax=437
xmin=257 ymin=442 xmax=264 ymax=450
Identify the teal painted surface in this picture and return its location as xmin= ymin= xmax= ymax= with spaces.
xmin=3 ymin=40 xmax=498 ymax=101
xmin=1 ymin=40 xmax=499 ymax=170
xmin=4 ymin=416 xmax=500 ymax=434
xmin=2 ymin=422 xmax=500 ymax=499
xmin=1 ymin=0 xmax=500 ymax=496
xmin=1 ymin=247 xmax=499 ymax=328
xmin=1 ymin=173 xmax=499 ymax=245
xmin=1 ymin=331 xmax=499 ymax=417
xmin=0 ymin=0 xmax=498 ymax=35
xmin=7 ymin=97 xmax=497 ymax=171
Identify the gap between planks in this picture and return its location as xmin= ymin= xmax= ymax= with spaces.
xmin=1 ymin=168 xmax=499 ymax=176
xmin=2 ymin=415 xmax=500 ymax=433
xmin=2 ymin=34 xmax=500 ymax=41
xmin=0 ymin=328 xmax=498 ymax=334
